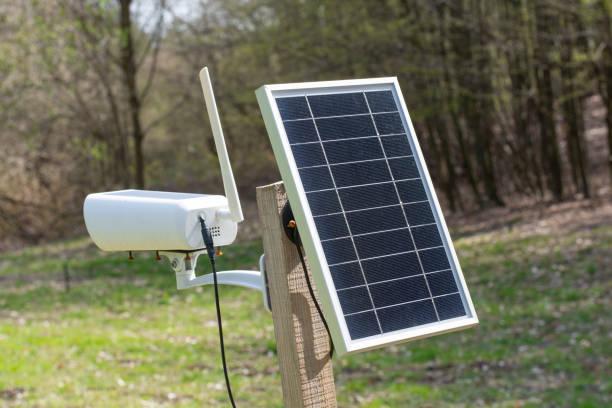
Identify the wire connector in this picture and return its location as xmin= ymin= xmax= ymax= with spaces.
xmin=199 ymin=215 xmax=216 ymax=262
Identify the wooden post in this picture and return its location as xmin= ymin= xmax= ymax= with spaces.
xmin=257 ymin=182 xmax=337 ymax=408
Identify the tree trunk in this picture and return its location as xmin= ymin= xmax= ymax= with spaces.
xmin=481 ymin=1 xmax=504 ymax=206
xmin=119 ymin=0 xmax=146 ymax=189
xmin=535 ymin=65 xmax=564 ymax=201
xmin=467 ymin=0 xmax=504 ymax=206
xmin=607 ymin=68 xmax=612 ymax=185
xmin=426 ymin=118 xmax=459 ymax=213
xmin=601 ymin=0 xmax=612 ymax=185
xmin=522 ymin=0 xmax=546 ymax=197
xmin=504 ymin=0 xmax=541 ymax=198
xmin=443 ymin=1 xmax=484 ymax=207
xmin=534 ymin=3 xmax=564 ymax=201
xmin=560 ymin=13 xmax=590 ymax=198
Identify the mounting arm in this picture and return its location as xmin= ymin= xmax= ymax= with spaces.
xmin=160 ymin=251 xmax=270 ymax=311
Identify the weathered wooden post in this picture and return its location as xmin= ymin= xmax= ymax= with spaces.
xmin=257 ymin=181 xmax=337 ymax=408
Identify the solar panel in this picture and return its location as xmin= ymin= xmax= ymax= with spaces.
xmin=256 ymin=78 xmax=478 ymax=355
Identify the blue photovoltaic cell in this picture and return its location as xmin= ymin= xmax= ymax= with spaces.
xmin=292 ymin=144 xmax=326 ymax=168
xmin=321 ymin=238 xmax=356 ymax=265
xmin=378 ymin=300 xmax=438 ymax=332
xmin=298 ymin=167 xmax=334 ymax=191
xmin=381 ymin=135 xmax=413 ymax=157
xmin=397 ymin=179 xmax=427 ymax=203
xmin=404 ymin=201 xmax=435 ymax=226
xmin=369 ymin=276 xmax=430 ymax=308
xmin=314 ymin=213 xmax=349 ymax=240
xmin=308 ymin=92 xmax=369 ymax=117
xmin=345 ymin=311 xmax=381 ymax=339
xmin=306 ymin=190 xmax=341 ymax=216
xmin=354 ymin=228 xmax=415 ymax=259
xmin=330 ymin=262 xmax=364 ymax=289
xmin=338 ymin=183 xmax=398 ymax=211
xmin=411 ymin=224 xmax=444 ymax=249
xmin=345 ymin=206 xmax=405 ymax=235
xmin=324 ymin=138 xmax=384 ymax=164
xmin=284 ymin=120 xmax=318 ymax=144
xmin=366 ymin=91 xmax=397 ymax=113
xmin=331 ymin=160 xmax=391 ymax=187
xmin=374 ymin=113 xmax=405 ymax=135
xmin=361 ymin=252 xmax=421 ymax=283
xmin=337 ymin=287 xmax=374 ymax=314
xmin=389 ymin=156 xmax=420 ymax=180
xmin=275 ymin=89 xmax=467 ymax=340
xmin=435 ymin=293 xmax=465 ymax=319
xmin=276 ymin=96 xmax=310 ymax=120
xmin=428 ymin=270 xmax=459 ymax=296
xmin=420 ymin=247 xmax=451 ymax=272
xmin=317 ymin=116 xmax=377 ymax=141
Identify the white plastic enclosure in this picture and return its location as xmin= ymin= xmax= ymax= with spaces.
xmin=84 ymin=190 xmax=238 ymax=251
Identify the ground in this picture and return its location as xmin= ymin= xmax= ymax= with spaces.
xmin=0 ymin=202 xmax=610 ymax=407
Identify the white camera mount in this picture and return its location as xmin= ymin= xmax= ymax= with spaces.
xmin=161 ymin=251 xmax=270 ymax=310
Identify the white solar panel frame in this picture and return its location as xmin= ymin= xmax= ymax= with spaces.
xmin=256 ymin=77 xmax=478 ymax=356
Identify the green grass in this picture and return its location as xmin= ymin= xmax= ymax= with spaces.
xmin=0 ymin=224 xmax=610 ymax=407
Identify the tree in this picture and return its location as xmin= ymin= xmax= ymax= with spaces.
xmin=118 ymin=0 xmax=143 ymax=188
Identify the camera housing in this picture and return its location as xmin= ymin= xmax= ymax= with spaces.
xmin=83 ymin=190 xmax=238 ymax=251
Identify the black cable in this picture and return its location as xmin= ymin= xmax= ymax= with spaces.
xmin=199 ymin=216 xmax=237 ymax=408
xmin=291 ymin=228 xmax=334 ymax=359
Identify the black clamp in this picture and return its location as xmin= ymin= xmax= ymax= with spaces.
xmin=281 ymin=202 xmax=301 ymax=245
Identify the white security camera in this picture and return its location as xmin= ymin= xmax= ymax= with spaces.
xmin=82 ymin=67 xmax=268 ymax=309
xmin=84 ymin=190 xmax=237 ymax=251
xmin=84 ymin=67 xmax=243 ymax=252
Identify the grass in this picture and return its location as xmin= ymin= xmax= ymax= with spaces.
xmin=0 ymin=223 xmax=610 ymax=407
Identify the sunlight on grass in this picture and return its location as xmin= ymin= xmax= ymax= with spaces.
xmin=1 ymin=226 xmax=610 ymax=407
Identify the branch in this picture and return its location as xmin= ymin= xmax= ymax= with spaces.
xmin=139 ymin=1 xmax=165 ymax=102
xmin=139 ymin=38 xmax=161 ymax=102
xmin=136 ymin=0 xmax=165 ymax=69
